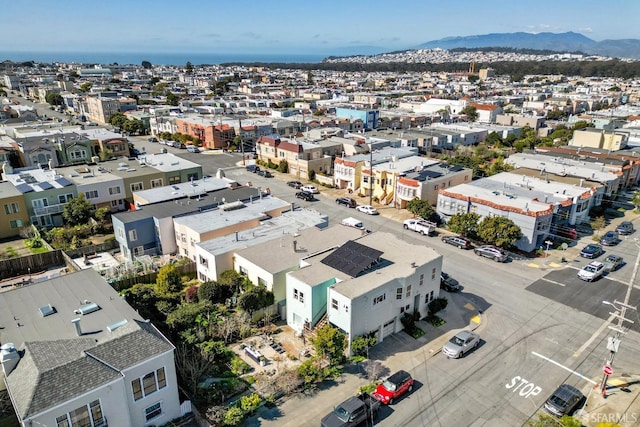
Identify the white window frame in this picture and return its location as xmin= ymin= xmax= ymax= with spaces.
xmin=85 ymin=190 xmax=99 ymax=199
xmin=129 ymin=229 xmax=137 ymax=241
xmin=151 ymin=178 xmax=163 ymax=188
xmin=130 ymin=182 xmax=143 ymax=192
xmin=108 ymin=186 xmax=121 ymax=195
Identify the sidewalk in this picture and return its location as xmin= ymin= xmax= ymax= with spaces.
xmin=526 ymin=213 xmax=640 ymax=270
xmin=578 ymin=375 xmax=640 ymax=427
xmin=247 ymin=292 xmax=483 ymax=426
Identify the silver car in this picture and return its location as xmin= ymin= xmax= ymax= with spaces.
xmin=473 ymin=245 xmax=507 ymax=262
xmin=442 ymin=330 xmax=480 ymax=358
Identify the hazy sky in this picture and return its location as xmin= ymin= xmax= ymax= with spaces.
xmin=5 ymin=0 xmax=639 ymax=53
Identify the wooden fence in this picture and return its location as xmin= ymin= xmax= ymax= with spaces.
xmin=0 ymin=250 xmax=67 ymax=281
xmin=65 ymin=240 xmax=119 ymax=258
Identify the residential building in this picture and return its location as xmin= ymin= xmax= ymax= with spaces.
xmin=62 ymin=164 xmax=127 ymax=212
xmin=85 ymin=96 xmax=120 ymax=124
xmin=436 ymin=171 xmax=600 ymax=251
xmin=3 ymin=166 xmax=77 ymax=228
xmin=0 ymin=181 xmax=29 ymax=238
xmin=335 ymin=107 xmax=380 ymax=130
xmin=469 ymin=102 xmax=503 ymax=123
xmin=173 ymin=197 xmax=291 ymax=261
xmin=197 ymin=209 xmax=340 ymax=311
xmin=570 ymin=128 xmax=629 ymax=151
xmin=112 ymin=186 xmax=261 ymax=261
xmin=395 ymin=161 xmax=473 ymax=208
xmin=286 ymin=232 xmax=442 ymax=352
xmin=0 ymin=269 xmax=181 ymax=427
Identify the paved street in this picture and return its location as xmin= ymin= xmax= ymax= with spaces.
xmin=236 ymin=167 xmax=640 ymax=426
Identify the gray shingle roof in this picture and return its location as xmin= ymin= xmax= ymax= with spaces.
xmin=0 ymin=269 xmax=175 ymax=419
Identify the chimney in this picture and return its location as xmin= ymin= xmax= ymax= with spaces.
xmin=72 ymin=318 xmax=82 ymax=336
xmin=0 ymin=343 xmax=20 ymax=376
xmin=235 ymin=231 xmax=238 ymax=242
xmin=292 ymin=240 xmax=297 ymax=252
xmin=290 ymin=202 xmax=295 ymax=212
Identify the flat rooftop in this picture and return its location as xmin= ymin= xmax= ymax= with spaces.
xmin=289 ymin=232 xmax=441 ymax=299
xmin=173 ymin=197 xmax=291 ymax=234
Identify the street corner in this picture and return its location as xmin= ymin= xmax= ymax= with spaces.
xmin=579 ymin=378 xmax=640 ymax=427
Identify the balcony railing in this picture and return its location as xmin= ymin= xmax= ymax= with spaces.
xmin=33 ymin=204 xmax=65 ymax=216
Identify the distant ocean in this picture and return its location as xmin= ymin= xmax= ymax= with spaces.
xmin=0 ymin=51 xmax=328 ymax=66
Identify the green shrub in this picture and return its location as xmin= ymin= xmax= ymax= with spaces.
xmin=428 ymin=297 xmax=448 ymax=315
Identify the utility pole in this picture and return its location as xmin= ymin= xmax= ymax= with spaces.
xmin=239 ymin=118 xmax=245 ymax=166
xmin=599 ymin=238 xmax=640 ymax=397
xmin=599 ymin=300 xmax=635 ymax=396
xmin=369 ymin=140 xmax=373 ymax=206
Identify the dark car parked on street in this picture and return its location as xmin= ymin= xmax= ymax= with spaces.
xmin=544 ymin=384 xmax=584 ymax=417
xmin=295 ymin=191 xmax=315 ymax=201
xmin=336 ymin=197 xmax=357 ymax=208
xmin=441 ymin=235 xmax=472 ymax=249
xmin=580 ymin=244 xmax=604 ymax=259
xmin=440 ymin=272 xmax=461 ymax=292
xmin=256 ymin=169 xmax=273 ymax=178
xmin=287 ymin=180 xmax=303 ymax=189
xmin=600 ymin=231 xmax=619 ymax=246
xmin=246 ymin=164 xmax=260 ymax=173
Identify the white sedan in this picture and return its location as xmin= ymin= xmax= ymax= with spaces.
xmin=356 ymin=205 xmax=378 ymax=215
xmin=300 ymin=185 xmax=319 ymax=194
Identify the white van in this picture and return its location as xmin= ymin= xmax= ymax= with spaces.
xmin=341 ymin=217 xmax=367 ymax=231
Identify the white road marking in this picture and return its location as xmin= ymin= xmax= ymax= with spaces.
xmin=540 ymin=277 xmax=566 ymax=287
xmin=573 ymin=313 xmax=617 ymax=358
xmin=532 ymin=351 xmax=598 ymax=385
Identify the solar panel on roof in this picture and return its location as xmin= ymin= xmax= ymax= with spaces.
xmin=55 ymin=177 xmax=73 ymax=187
xmin=321 ymin=240 xmax=383 ymax=277
xmin=15 ymin=183 xmax=34 ymax=193
xmin=422 ymin=170 xmax=442 ymax=178
xmin=449 ymin=165 xmax=464 ymax=172
xmin=36 ymin=182 xmax=53 ymax=190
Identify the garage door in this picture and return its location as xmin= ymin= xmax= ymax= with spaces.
xmin=382 ymin=318 xmax=395 ymax=338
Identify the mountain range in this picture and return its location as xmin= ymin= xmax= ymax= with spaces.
xmin=415 ymin=32 xmax=640 ymax=59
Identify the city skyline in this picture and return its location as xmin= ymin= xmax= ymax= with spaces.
xmin=5 ymin=0 xmax=640 ymax=55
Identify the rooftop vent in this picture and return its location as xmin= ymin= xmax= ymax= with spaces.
xmin=107 ymin=319 xmax=128 ymax=332
xmin=38 ymin=304 xmax=56 ymax=317
xmin=74 ymin=302 xmax=100 ymax=315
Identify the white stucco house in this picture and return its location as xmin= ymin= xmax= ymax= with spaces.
xmin=286 ymin=232 xmax=442 ymax=352
xmin=0 ymin=269 xmax=182 ymax=427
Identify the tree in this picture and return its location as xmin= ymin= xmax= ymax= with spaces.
xmin=351 ymin=334 xmax=377 ymax=357
xmin=468 ymin=75 xmax=480 ymax=83
xmin=175 ymin=342 xmax=214 ymax=399
xmin=477 ymin=216 xmax=522 ymax=248
xmin=238 ymin=285 xmax=274 ymax=317
xmin=446 ymin=212 xmax=480 ymax=238
xmin=166 ymin=92 xmax=180 ymax=106
xmin=109 ymin=112 xmax=128 ymax=129
xmin=487 ymin=156 xmax=513 ymax=176
xmin=311 ymin=324 xmax=346 ymax=366
xmin=185 ymin=61 xmax=194 ymax=75
xmin=62 ymin=194 xmax=92 ymax=226
xmin=223 ymin=405 xmax=245 ymax=426
xmin=406 ymin=198 xmax=436 ymax=221
xmin=460 ymin=105 xmax=478 ymax=122
xmin=631 ymin=190 xmax=640 ymax=211
xmin=79 ymin=82 xmax=93 ymax=93
xmin=198 ymin=280 xmax=233 ymax=304
xmin=239 ymin=393 xmax=261 ymax=414
xmin=155 ymin=264 xmax=183 ymax=295
xmin=278 ymin=159 xmax=289 ymax=173
xmin=166 ymin=300 xmax=214 ymax=331
xmin=45 ymin=92 xmax=64 ymax=106
xmin=141 ymin=60 xmax=152 ymax=69
xmin=591 ymin=216 xmax=606 ymax=234
xmin=297 ymin=358 xmax=326 ymax=384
